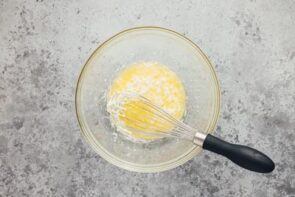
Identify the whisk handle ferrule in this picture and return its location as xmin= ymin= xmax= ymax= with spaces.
xmin=193 ymin=132 xmax=207 ymax=146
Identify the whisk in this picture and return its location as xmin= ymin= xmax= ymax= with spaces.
xmin=107 ymin=92 xmax=275 ymax=173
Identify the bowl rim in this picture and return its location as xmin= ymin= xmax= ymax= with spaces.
xmin=75 ymin=26 xmax=221 ymax=172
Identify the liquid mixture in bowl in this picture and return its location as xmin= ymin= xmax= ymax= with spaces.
xmin=107 ymin=62 xmax=186 ymax=141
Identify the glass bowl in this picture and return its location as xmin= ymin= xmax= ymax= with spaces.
xmin=75 ymin=27 xmax=220 ymax=172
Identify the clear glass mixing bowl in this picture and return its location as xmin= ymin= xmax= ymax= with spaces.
xmin=75 ymin=27 xmax=220 ymax=172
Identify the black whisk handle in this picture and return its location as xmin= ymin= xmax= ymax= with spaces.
xmin=202 ymin=134 xmax=275 ymax=173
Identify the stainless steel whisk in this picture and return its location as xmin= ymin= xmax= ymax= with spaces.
xmin=107 ymin=92 xmax=275 ymax=173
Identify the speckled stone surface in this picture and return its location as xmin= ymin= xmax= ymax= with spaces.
xmin=1 ymin=0 xmax=295 ymax=196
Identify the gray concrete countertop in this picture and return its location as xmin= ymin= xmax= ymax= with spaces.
xmin=1 ymin=0 xmax=294 ymax=196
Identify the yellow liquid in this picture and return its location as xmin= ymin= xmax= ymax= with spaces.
xmin=108 ymin=62 xmax=186 ymax=140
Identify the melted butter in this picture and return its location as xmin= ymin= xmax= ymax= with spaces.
xmin=108 ymin=62 xmax=186 ymax=140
